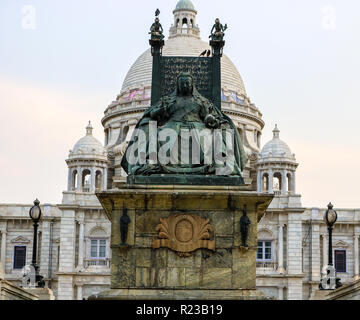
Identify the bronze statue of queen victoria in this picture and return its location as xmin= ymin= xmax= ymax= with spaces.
xmin=121 ymin=72 xmax=248 ymax=179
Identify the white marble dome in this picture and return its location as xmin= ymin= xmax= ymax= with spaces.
xmin=259 ymin=125 xmax=296 ymax=162
xmin=121 ymin=36 xmax=247 ymax=97
xmin=69 ymin=122 xmax=106 ymax=159
xmin=175 ymin=0 xmax=196 ymax=12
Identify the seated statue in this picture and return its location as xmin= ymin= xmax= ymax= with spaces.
xmin=210 ymin=18 xmax=228 ymax=42
xmin=121 ymin=72 xmax=248 ymax=177
xmin=149 ymin=17 xmax=164 ymax=41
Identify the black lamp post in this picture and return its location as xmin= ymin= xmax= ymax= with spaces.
xmin=319 ymin=202 xmax=342 ymax=290
xmin=29 ymin=199 xmax=45 ymax=287
xmin=324 ymin=202 xmax=337 ymax=266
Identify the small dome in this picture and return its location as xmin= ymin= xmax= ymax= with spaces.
xmin=70 ymin=122 xmax=106 ymax=159
xmin=175 ymin=0 xmax=196 ymax=12
xmin=259 ymin=125 xmax=295 ymax=161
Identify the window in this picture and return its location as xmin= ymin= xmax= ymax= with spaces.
xmin=257 ymin=241 xmax=272 ymax=261
xmin=90 ymin=239 xmax=106 ymax=259
xmin=335 ymin=250 xmax=346 ymax=273
xmin=13 ymin=246 xmax=26 ymax=269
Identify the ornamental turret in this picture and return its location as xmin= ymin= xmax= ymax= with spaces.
xmin=169 ymin=0 xmax=200 ymax=39
xmin=66 ymin=122 xmax=108 ymax=193
xmin=256 ymin=125 xmax=298 ymax=195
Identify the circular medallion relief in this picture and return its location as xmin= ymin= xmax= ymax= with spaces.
xmin=175 ymin=219 xmax=194 ymax=243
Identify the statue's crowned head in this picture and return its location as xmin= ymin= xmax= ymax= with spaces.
xmin=177 ymin=72 xmax=194 ymax=96
xmin=215 ymin=18 xmax=220 ymax=24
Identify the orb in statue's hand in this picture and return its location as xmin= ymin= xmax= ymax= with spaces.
xmin=205 ymin=114 xmax=219 ymax=128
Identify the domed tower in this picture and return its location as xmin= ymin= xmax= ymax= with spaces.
xmin=102 ymin=0 xmax=264 ymax=185
xmin=66 ymin=122 xmax=108 ymax=193
xmin=169 ymin=0 xmax=200 ymax=39
xmin=256 ymin=125 xmax=298 ymax=195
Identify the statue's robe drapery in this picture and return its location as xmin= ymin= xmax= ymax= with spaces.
xmin=121 ymin=86 xmax=248 ymax=177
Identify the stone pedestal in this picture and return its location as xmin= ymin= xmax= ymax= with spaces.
xmin=0 ymin=262 xmax=39 ymax=300
xmin=92 ymin=184 xmax=273 ymax=300
xmin=23 ymin=288 xmax=55 ymax=300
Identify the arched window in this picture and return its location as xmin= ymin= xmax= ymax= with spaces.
xmin=182 ymin=18 xmax=188 ymax=28
xmin=257 ymin=230 xmax=273 ymax=267
xmin=82 ymin=169 xmax=91 ymax=192
xmin=263 ymin=173 xmax=269 ymax=192
xmin=95 ymin=170 xmax=102 ymax=191
xmin=86 ymin=227 xmax=109 ymax=267
xmin=273 ymin=172 xmax=282 ymax=192
xmin=72 ymin=170 xmax=78 ymax=191
xmin=176 ymin=18 xmax=180 ymax=27
xmin=190 ymin=19 xmax=194 ymax=27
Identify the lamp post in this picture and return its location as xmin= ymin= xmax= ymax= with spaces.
xmin=319 ymin=202 xmax=342 ymax=290
xmin=324 ymin=202 xmax=337 ymax=266
xmin=29 ymin=199 xmax=45 ymax=288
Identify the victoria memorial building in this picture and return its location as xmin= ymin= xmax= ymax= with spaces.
xmin=0 ymin=0 xmax=359 ymax=300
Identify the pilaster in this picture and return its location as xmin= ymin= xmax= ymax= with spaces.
xmin=354 ymin=234 xmax=359 ymax=280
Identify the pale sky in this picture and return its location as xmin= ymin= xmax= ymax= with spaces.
xmin=0 ymin=0 xmax=359 ymax=208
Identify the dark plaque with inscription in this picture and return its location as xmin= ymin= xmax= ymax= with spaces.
xmin=160 ymin=57 xmax=213 ymax=102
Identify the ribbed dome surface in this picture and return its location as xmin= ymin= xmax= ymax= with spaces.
xmin=259 ymin=125 xmax=295 ymax=161
xmin=175 ymin=0 xmax=196 ymax=11
xmin=72 ymin=136 xmax=104 ymax=156
xmin=121 ymin=36 xmax=247 ymax=97
xmin=261 ymin=139 xmax=293 ymax=158
xmin=70 ymin=123 xmax=106 ymax=159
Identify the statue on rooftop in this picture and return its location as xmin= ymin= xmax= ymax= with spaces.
xmin=150 ymin=17 xmax=164 ymax=41
xmin=210 ymin=18 xmax=228 ymax=42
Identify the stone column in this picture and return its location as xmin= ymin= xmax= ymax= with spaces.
xmin=67 ymin=168 xmax=72 ymax=191
xmin=277 ymin=224 xmax=285 ymax=274
xmin=278 ymin=286 xmax=284 ymax=300
xmin=354 ymin=234 xmax=359 ymax=280
xmin=77 ymin=166 xmax=82 ymax=191
xmin=78 ymin=221 xmax=85 ymax=270
xmin=103 ymin=169 xmax=108 ymax=191
xmin=77 ymin=284 xmax=83 ymax=300
xmin=322 ymin=233 xmax=328 ymax=274
xmin=58 ymin=210 xmax=76 ymax=300
xmin=59 ymin=211 xmax=76 ymax=273
xmin=1 ymin=230 xmax=7 ymax=270
xmin=257 ymin=170 xmax=261 ymax=192
xmin=311 ymin=224 xmax=321 ymax=282
xmin=39 ymin=221 xmax=50 ymax=279
xmin=281 ymin=170 xmax=287 ymax=195
xmin=90 ymin=167 xmax=96 ymax=193
xmin=292 ymin=172 xmax=296 ymax=194
xmin=268 ymin=170 xmax=273 ymax=193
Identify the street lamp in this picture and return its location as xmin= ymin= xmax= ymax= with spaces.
xmin=29 ymin=199 xmax=45 ymax=288
xmin=324 ymin=202 xmax=337 ymax=266
xmin=319 ymin=202 xmax=342 ymax=290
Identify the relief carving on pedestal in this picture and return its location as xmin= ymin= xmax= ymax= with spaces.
xmin=152 ymin=214 xmax=215 ymax=257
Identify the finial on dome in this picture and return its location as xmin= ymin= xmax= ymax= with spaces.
xmin=86 ymin=121 xmax=93 ymax=136
xmin=273 ymin=124 xmax=280 ymax=139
